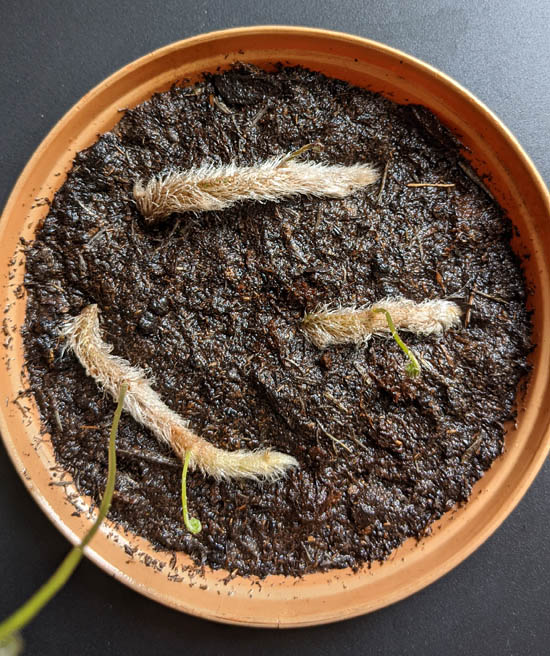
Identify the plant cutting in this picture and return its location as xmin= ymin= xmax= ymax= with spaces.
xmin=61 ymin=304 xmax=298 ymax=481
xmin=302 ymin=297 xmax=462 ymax=349
xmin=134 ymin=150 xmax=379 ymax=223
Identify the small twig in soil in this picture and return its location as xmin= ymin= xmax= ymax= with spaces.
xmin=406 ymin=182 xmax=455 ymax=188
xmin=116 ymin=447 xmax=181 ymax=469
xmin=464 ymin=286 xmax=476 ymax=328
xmin=52 ymin=407 xmax=63 ymax=432
xmin=458 ymin=160 xmax=495 ymax=200
xmin=376 ymin=160 xmax=390 ymax=205
xmin=461 ymin=433 xmax=483 ymax=462
xmin=317 ymin=421 xmax=352 ymax=453
xmin=250 ymin=104 xmax=268 ymax=127
xmin=473 ymin=289 xmax=508 ymax=304
xmin=85 ymin=227 xmax=110 ymax=248
xmin=75 ymin=198 xmax=100 ymax=218
xmin=347 ymin=433 xmax=370 ymax=452
xmin=209 ymin=93 xmax=233 ymax=115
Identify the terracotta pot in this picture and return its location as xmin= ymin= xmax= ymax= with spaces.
xmin=1 ymin=26 xmax=549 ymax=628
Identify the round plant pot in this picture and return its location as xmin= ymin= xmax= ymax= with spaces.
xmin=0 ymin=26 xmax=549 ymax=627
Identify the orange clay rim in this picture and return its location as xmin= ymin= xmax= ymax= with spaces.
xmin=0 ymin=26 xmax=549 ymax=627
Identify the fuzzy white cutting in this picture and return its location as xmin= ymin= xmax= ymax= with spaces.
xmin=302 ymin=297 xmax=462 ymax=349
xmin=133 ymin=155 xmax=379 ymax=222
xmin=61 ymin=305 xmax=298 ymax=481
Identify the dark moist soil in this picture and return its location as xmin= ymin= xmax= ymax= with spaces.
xmin=23 ymin=65 xmax=532 ymax=578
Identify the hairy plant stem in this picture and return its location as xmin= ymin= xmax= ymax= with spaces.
xmin=61 ymin=305 xmax=298 ymax=481
xmin=302 ymin=297 xmax=462 ymax=350
xmin=133 ymin=150 xmax=379 ymax=223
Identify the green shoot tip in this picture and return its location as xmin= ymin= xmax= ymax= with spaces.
xmin=373 ymin=308 xmax=421 ymax=378
xmin=181 ymin=450 xmax=202 ymax=535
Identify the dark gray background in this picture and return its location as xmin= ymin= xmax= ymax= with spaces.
xmin=1 ymin=1 xmax=549 ymax=654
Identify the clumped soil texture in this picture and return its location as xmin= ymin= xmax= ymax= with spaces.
xmin=23 ymin=65 xmax=531 ymax=577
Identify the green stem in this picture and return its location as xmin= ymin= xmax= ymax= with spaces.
xmin=373 ymin=308 xmax=421 ymax=377
xmin=0 ymin=384 xmax=127 ymax=644
xmin=277 ymin=142 xmax=322 ymax=167
xmin=181 ymin=451 xmax=201 ymax=534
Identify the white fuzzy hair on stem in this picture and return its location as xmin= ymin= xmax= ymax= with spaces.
xmin=302 ymin=297 xmax=462 ymax=349
xmin=60 ymin=305 xmax=298 ymax=481
xmin=133 ymin=154 xmax=379 ymax=223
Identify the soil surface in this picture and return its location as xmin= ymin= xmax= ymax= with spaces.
xmin=23 ymin=65 xmax=531 ymax=577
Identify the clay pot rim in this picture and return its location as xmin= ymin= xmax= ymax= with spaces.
xmin=1 ymin=26 xmax=549 ymax=627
